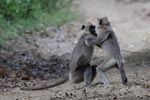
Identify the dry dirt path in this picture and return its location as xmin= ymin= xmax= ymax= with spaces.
xmin=0 ymin=0 xmax=150 ymax=100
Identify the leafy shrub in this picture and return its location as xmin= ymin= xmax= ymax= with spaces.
xmin=0 ymin=0 xmax=76 ymax=47
xmin=0 ymin=0 xmax=33 ymax=21
xmin=0 ymin=0 xmax=72 ymax=22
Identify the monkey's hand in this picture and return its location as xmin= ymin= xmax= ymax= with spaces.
xmin=84 ymin=35 xmax=104 ymax=46
xmin=84 ymin=35 xmax=97 ymax=46
xmin=85 ymin=31 xmax=110 ymax=47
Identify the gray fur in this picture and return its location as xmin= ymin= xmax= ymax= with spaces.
xmin=86 ymin=17 xmax=128 ymax=85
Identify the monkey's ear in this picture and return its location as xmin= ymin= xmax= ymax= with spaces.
xmin=81 ymin=25 xmax=85 ymax=30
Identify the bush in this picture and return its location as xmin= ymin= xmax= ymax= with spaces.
xmin=0 ymin=0 xmax=72 ymax=22
xmin=0 ymin=0 xmax=33 ymax=21
xmin=0 ymin=0 xmax=76 ymax=47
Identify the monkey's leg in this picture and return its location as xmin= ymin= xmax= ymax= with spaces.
xmin=96 ymin=58 xmax=116 ymax=84
xmin=84 ymin=66 xmax=93 ymax=86
xmin=116 ymin=60 xmax=128 ymax=85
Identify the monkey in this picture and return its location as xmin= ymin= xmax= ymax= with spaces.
xmin=85 ymin=17 xmax=128 ymax=85
xmin=0 ymin=23 xmax=97 ymax=90
xmin=19 ymin=23 xmax=98 ymax=90
xmin=68 ymin=24 xmax=96 ymax=85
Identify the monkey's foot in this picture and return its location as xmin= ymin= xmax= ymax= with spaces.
xmin=82 ymin=84 xmax=89 ymax=87
xmin=99 ymin=77 xmax=110 ymax=84
xmin=83 ymin=82 xmax=103 ymax=87
xmin=122 ymin=76 xmax=128 ymax=85
xmin=89 ymin=82 xmax=104 ymax=87
xmin=72 ymin=82 xmax=103 ymax=90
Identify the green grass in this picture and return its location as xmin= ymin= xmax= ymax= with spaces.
xmin=0 ymin=3 xmax=78 ymax=47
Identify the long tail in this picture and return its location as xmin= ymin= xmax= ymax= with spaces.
xmin=20 ymin=77 xmax=68 ymax=91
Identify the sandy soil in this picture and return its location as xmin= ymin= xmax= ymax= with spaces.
xmin=0 ymin=0 xmax=150 ymax=100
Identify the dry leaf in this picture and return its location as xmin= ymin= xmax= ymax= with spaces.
xmin=0 ymin=68 xmax=7 ymax=78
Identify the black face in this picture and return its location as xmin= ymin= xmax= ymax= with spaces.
xmin=81 ymin=24 xmax=97 ymax=37
xmin=89 ymin=25 xmax=97 ymax=37
xmin=99 ymin=17 xmax=110 ymax=26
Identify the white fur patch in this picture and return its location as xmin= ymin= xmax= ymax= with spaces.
xmin=69 ymin=72 xmax=72 ymax=81
xmin=84 ymin=39 xmax=91 ymax=47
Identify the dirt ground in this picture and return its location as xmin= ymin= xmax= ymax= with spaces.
xmin=0 ymin=0 xmax=150 ymax=100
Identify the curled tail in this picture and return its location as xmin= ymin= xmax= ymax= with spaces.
xmin=20 ymin=77 xmax=68 ymax=91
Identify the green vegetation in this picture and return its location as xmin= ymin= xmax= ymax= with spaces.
xmin=0 ymin=0 xmax=77 ymax=46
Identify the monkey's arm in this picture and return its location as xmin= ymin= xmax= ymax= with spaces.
xmin=73 ymin=55 xmax=89 ymax=72
xmin=85 ymin=31 xmax=110 ymax=46
xmin=76 ymin=55 xmax=89 ymax=66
